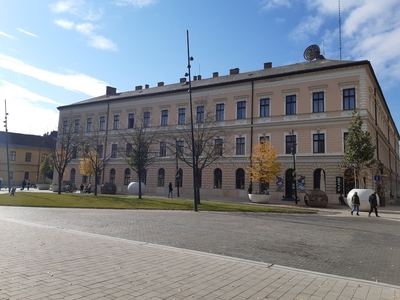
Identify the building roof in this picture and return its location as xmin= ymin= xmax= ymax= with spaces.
xmin=59 ymin=58 xmax=368 ymax=109
xmin=0 ymin=131 xmax=56 ymax=149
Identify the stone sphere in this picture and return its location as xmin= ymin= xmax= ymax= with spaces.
xmin=346 ymin=189 xmax=379 ymax=212
xmin=127 ymin=182 xmax=146 ymax=195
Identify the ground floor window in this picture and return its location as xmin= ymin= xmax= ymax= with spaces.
xmin=109 ymin=169 xmax=115 ymax=184
xmin=124 ymin=169 xmax=130 ymax=185
xmin=214 ymin=168 xmax=222 ymax=188
xmin=236 ymin=168 xmax=245 ymax=189
xmin=158 ymin=169 xmax=165 ymax=187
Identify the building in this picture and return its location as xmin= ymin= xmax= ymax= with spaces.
xmin=56 ymin=54 xmax=400 ymax=204
xmin=0 ymin=131 xmax=56 ymax=189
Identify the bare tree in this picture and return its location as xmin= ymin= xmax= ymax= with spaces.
xmin=163 ymin=102 xmax=233 ymax=205
xmin=118 ymin=113 xmax=160 ymax=199
xmin=50 ymin=116 xmax=80 ymax=194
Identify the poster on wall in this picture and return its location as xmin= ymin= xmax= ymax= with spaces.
xmin=336 ymin=176 xmax=343 ymax=193
xmin=276 ymin=176 xmax=284 ymax=191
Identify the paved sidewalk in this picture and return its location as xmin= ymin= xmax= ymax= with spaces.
xmin=0 ymin=216 xmax=399 ymax=300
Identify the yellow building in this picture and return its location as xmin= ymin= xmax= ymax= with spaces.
xmin=0 ymin=131 xmax=56 ymax=189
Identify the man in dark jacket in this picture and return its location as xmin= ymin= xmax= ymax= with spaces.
xmin=368 ymin=191 xmax=380 ymax=217
xmin=351 ymin=191 xmax=360 ymax=215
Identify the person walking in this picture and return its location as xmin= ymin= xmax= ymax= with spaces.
xmin=338 ymin=193 xmax=345 ymax=205
xmin=368 ymin=191 xmax=380 ymax=217
xmin=351 ymin=191 xmax=360 ymax=216
xmin=168 ymin=182 xmax=173 ymax=198
xmin=26 ymin=180 xmax=31 ymax=190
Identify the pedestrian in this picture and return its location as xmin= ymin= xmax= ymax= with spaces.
xmin=351 ymin=191 xmax=360 ymax=216
xmin=20 ymin=180 xmax=26 ymax=191
xmin=80 ymin=183 xmax=84 ymax=194
xmin=168 ymin=182 xmax=173 ymax=198
xmin=338 ymin=193 xmax=345 ymax=205
xmin=87 ymin=183 xmax=91 ymax=194
xmin=26 ymin=180 xmax=31 ymax=190
xmin=368 ymin=191 xmax=380 ymax=217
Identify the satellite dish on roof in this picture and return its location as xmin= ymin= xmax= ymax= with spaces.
xmin=303 ymin=44 xmax=321 ymax=61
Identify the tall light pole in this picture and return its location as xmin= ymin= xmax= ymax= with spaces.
xmin=185 ymin=30 xmax=198 ymax=212
xmin=4 ymin=100 xmax=11 ymax=192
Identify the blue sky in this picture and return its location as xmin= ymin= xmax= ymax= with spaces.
xmin=1 ymin=0 xmax=400 ymax=136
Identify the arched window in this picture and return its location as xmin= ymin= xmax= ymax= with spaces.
xmin=176 ymin=168 xmax=183 ymax=187
xmin=214 ymin=168 xmax=222 ymax=188
xmin=109 ymin=169 xmax=116 ymax=184
xmin=124 ymin=168 xmax=131 ymax=185
xmin=314 ymin=168 xmax=326 ymax=191
xmin=236 ymin=168 xmax=245 ymax=189
xmin=158 ymin=169 xmax=165 ymax=186
xmin=70 ymin=168 xmax=76 ymax=183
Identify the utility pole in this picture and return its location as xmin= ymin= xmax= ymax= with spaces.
xmin=4 ymin=100 xmax=11 ymax=192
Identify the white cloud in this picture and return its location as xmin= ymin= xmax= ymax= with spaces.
xmin=76 ymin=22 xmax=95 ymax=35
xmin=290 ymin=16 xmax=324 ymax=41
xmin=114 ymin=0 xmax=156 ymax=7
xmin=0 ymin=31 xmax=17 ymax=39
xmin=0 ymin=80 xmax=60 ymax=135
xmin=0 ymin=54 xmax=108 ymax=97
xmin=55 ymin=19 xmax=75 ymax=30
xmin=50 ymin=0 xmax=102 ymax=21
xmin=260 ymin=0 xmax=291 ymax=11
xmin=88 ymin=35 xmax=118 ymax=51
xmin=17 ymin=28 xmax=39 ymax=38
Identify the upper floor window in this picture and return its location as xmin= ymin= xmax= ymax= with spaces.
xmin=63 ymin=120 xmax=68 ymax=133
xmin=159 ymin=141 xmax=167 ymax=157
xmin=236 ymin=137 xmax=245 ymax=155
xmin=111 ymin=144 xmax=118 ymax=158
xmin=196 ymin=106 xmax=204 ymax=123
xmin=97 ymin=145 xmax=104 ymax=158
xmin=313 ymin=92 xmax=324 ymax=113
xmin=86 ymin=118 xmax=92 ymax=132
xmin=176 ymin=140 xmax=184 ymax=156
xmin=260 ymin=98 xmax=270 ymax=117
xmin=99 ymin=116 xmax=106 ymax=131
xmin=143 ymin=111 xmax=150 ymax=127
xmin=126 ymin=143 xmax=133 ymax=156
xmin=214 ymin=138 xmax=223 ymax=156
xmin=216 ymin=103 xmax=225 ymax=121
xmin=113 ymin=115 xmax=120 ymax=130
xmin=10 ymin=151 xmax=16 ymax=161
xmin=74 ymin=119 xmax=80 ymax=133
xmin=343 ymin=88 xmax=356 ymax=110
xmin=285 ymin=134 xmax=296 ymax=154
xmin=128 ymin=113 xmax=134 ymax=129
xmin=178 ymin=108 xmax=186 ymax=125
xmin=161 ymin=110 xmax=169 ymax=126
xmin=286 ymin=95 xmax=296 ymax=115
xmin=237 ymin=101 xmax=246 ymax=119
xmin=72 ymin=146 xmax=78 ymax=159
xmin=25 ymin=152 xmax=31 ymax=162
xmin=260 ymin=136 xmax=270 ymax=143
xmin=313 ymin=133 xmax=325 ymax=153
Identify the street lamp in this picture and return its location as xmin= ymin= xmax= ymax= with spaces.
xmin=4 ymin=100 xmax=11 ymax=192
xmin=185 ymin=30 xmax=198 ymax=212
xmin=291 ymin=129 xmax=298 ymax=204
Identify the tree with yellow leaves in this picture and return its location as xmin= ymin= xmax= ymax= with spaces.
xmin=246 ymin=140 xmax=281 ymax=194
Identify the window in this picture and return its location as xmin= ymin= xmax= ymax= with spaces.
xmin=25 ymin=153 xmax=31 ymax=162
xmin=178 ymin=108 xmax=186 ymax=124
xmin=72 ymin=146 xmax=78 ymax=159
xmin=86 ymin=118 xmax=92 ymax=132
xmin=9 ymin=171 xmax=13 ymax=180
xmin=216 ymin=103 xmax=225 ymax=121
xmin=196 ymin=106 xmax=204 ymax=123
xmin=97 ymin=145 xmax=103 ymax=158
xmin=313 ymin=133 xmax=325 ymax=153
xmin=143 ymin=111 xmax=150 ymax=127
xmin=235 ymin=168 xmax=245 ymax=189
xmin=126 ymin=143 xmax=133 ymax=156
xmin=24 ymin=172 xmax=29 ymax=180
xmin=236 ymin=137 xmax=245 ymax=155
xmin=161 ymin=110 xmax=169 ymax=126
xmin=158 ymin=169 xmax=165 ymax=187
xmin=10 ymin=151 xmax=16 ymax=161
xmin=141 ymin=169 xmax=147 ymax=185
xmin=286 ymin=134 xmax=296 ymax=154
xmin=343 ymin=88 xmax=356 ymax=110
xmin=159 ymin=141 xmax=167 ymax=157
xmin=176 ymin=140 xmax=184 ymax=156
xmin=63 ymin=120 xmax=68 ymax=133
xmin=214 ymin=168 xmax=222 ymax=188
xmin=176 ymin=168 xmax=183 ymax=187
xmin=74 ymin=119 xmax=80 ymax=133
xmin=128 ymin=113 xmax=134 ymax=129
xmin=111 ymin=144 xmax=118 ymax=158
xmin=260 ymin=98 xmax=270 ymax=117
xmin=109 ymin=169 xmax=116 ymax=184
xmin=99 ymin=116 xmax=106 ymax=131
xmin=313 ymin=92 xmax=324 ymax=113
xmin=124 ymin=168 xmax=130 ymax=185
xmin=82 ymin=175 xmax=88 ymax=184
xmin=286 ymin=95 xmax=296 ymax=115
xmin=70 ymin=168 xmax=76 ymax=183
xmin=237 ymin=101 xmax=246 ymax=119
xmin=214 ymin=139 xmax=223 ymax=156
xmin=343 ymin=132 xmax=349 ymax=152
xmin=113 ymin=115 xmax=120 ymax=130
xmin=260 ymin=136 xmax=270 ymax=143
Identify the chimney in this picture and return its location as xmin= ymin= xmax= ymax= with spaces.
xmin=197 ymin=75 xmax=202 ymax=80
xmin=264 ymin=62 xmax=272 ymax=69
xmin=158 ymin=82 xmax=164 ymax=87
xmin=213 ymin=72 xmax=219 ymax=78
xmin=180 ymin=78 xmax=186 ymax=83
xmin=230 ymin=68 xmax=239 ymax=75
xmin=193 ymin=75 xmax=197 ymax=81
xmin=135 ymin=85 xmax=142 ymax=90
xmin=145 ymin=84 xmax=149 ymax=89
xmin=106 ymin=86 xmax=117 ymax=95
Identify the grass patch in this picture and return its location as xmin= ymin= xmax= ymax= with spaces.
xmin=0 ymin=192 xmax=315 ymax=213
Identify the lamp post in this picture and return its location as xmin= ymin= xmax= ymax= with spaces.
xmin=4 ymin=100 xmax=11 ymax=192
xmin=185 ymin=30 xmax=198 ymax=212
xmin=291 ymin=129 xmax=298 ymax=204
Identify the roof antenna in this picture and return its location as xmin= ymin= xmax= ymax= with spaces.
xmin=338 ymin=0 xmax=342 ymax=60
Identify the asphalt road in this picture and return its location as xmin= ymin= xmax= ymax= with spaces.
xmin=0 ymin=206 xmax=399 ymax=286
